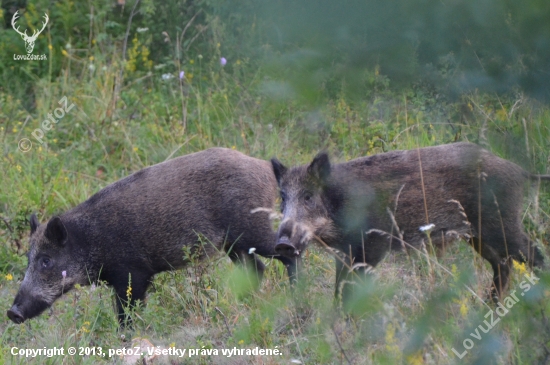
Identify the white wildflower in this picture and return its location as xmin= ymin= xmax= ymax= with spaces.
xmin=419 ymin=223 xmax=435 ymax=232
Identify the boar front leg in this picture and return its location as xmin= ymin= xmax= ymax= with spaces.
xmin=335 ymin=234 xmax=391 ymax=309
xmin=229 ymin=250 xmax=266 ymax=286
xmin=335 ymin=258 xmax=353 ymax=306
xmin=470 ymin=237 xmax=512 ymax=301
xmin=112 ymin=270 xmax=153 ymax=328
xmin=277 ymin=255 xmax=302 ymax=287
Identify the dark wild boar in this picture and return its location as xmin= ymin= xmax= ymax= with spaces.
xmin=8 ymin=148 xmax=298 ymax=326
xmin=271 ymin=142 xmax=548 ymax=304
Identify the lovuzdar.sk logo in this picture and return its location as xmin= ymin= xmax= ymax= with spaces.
xmin=12 ymin=10 xmax=49 ymax=61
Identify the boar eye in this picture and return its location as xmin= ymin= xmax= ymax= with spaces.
xmin=40 ymin=257 xmax=53 ymax=270
xmin=304 ymin=192 xmax=313 ymax=202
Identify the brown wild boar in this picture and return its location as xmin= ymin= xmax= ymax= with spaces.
xmin=7 ymin=148 xmax=299 ymax=326
xmin=271 ymin=142 xmax=548 ymax=305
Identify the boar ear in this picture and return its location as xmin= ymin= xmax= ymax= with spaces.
xmin=45 ymin=217 xmax=67 ymax=246
xmin=30 ymin=213 xmax=40 ymax=235
xmin=307 ymin=152 xmax=331 ymax=183
xmin=271 ymin=158 xmax=288 ymax=185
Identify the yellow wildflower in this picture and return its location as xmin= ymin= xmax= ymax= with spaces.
xmin=406 ymin=351 xmax=424 ymax=365
xmin=451 ymin=264 xmax=459 ymax=281
xmin=5 ymin=273 xmax=13 ymax=281
xmin=496 ymin=108 xmax=508 ymax=120
xmin=513 ymin=260 xmax=527 ymax=275
xmin=16 ymin=165 xmax=22 ymax=173
xmin=61 ymin=49 xmax=68 ymax=57
xmin=459 ymin=298 xmax=469 ymax=318
xmin=385 ymin=323 xmax=401 ymax=355
xmin=81 ymin=321 xmax=90 ymax=333
xmin=126 ymin=284 xmax=132 ymax=299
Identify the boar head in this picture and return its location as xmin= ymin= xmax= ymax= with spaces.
xmin=7 ymin=214 xmax=87 ymax=324
xmin=271 ymin=152 xmax=339 ymax=257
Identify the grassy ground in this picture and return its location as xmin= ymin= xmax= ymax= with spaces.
xmin=1 ymin=30 xmax=550 ymax=365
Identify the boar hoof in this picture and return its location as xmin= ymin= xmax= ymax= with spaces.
xmin=7 ymin=306 xmax=25 ymax=324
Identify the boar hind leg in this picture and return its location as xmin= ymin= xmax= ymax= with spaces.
xmin=471 ymin=238 xmax=511 ymax=301
xmin=489 ymin=256 xmax=512 ymax=301
xmin=113 ymin=271 xmax=153 ymax=327
xmin=229 ymin=250 xmax=265 ymax=285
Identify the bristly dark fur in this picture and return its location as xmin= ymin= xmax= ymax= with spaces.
xmin=272 ymin=142 xmax=546 ymax=306
xmin=8 ymin=148 xmax=299 ymax=326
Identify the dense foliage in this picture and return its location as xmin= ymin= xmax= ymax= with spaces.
xmin=0 ymin=1 xmax=549 ymax=364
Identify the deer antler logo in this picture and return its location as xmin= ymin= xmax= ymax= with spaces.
xmin=11 ymin=10 xmax=49 ymax=54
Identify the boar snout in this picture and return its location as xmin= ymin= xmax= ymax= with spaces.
xmin=7 ymin=290 xmax=51 ymax=324
xmin=275 ymin=236 xmax=300 ymax=257
xmin=7 ymin=305 xmax=25 ymax=324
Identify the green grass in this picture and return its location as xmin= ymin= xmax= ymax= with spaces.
xmin=1 ymin=20 xmax=550 ymax=365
